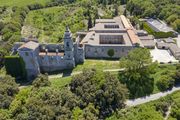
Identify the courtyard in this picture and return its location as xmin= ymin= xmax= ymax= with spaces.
xmin=150 ymin=47 xmax=178 ymax=63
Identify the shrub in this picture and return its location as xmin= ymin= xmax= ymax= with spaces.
xmin=155 ymin=100 xmax=171 ymax=116
xmin=107 ymin=49 xmax=115 ymax=58
xmin=27 ymin=3 xmax=44 ymax=10
xmin=32 ymin=74 xmax=51 ymax=88
xmin=154 ymin=32 xmax=175 ymax=38
xmin=156 ymin=75 xmax=175 ymax=91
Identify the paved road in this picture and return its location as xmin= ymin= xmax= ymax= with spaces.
xmin=126 ymin=85 xmax=180 ymax=107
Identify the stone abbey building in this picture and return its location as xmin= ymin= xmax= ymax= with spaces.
xmin=12 ymin=15 xmax=154 ymax=79
xmin=12 ymin=27 xmax=84 ymax=79
xmin=79 ymin=15 xmax=154 ymax=59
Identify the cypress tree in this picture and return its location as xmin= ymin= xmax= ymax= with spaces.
xmin=88 ymin=14 xmax=93 ymax=30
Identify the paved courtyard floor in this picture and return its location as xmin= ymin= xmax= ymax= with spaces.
xmin=150 ymin=47 xmax=178 ymax=63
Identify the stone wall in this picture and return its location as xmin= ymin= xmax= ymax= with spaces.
xmin=38 ymin=55 xmax=75 ymax=72
xmin=85 ymin=44 xmax=133 ymax=59
xmin=18 ymin=48 xmax=40 ymax=80
xmin=74 ymin=43 xmax=84 ymax=64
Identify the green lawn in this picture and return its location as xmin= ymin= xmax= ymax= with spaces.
xmin=73 ymin=59 xmax=120 ymax=72
xmin=50 ymin=76 xmax=72 ymax=89
xmin=0 ymin=0 xmax=51 ymax=7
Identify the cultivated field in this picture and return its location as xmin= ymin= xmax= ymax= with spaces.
xmin=23 ymin=6 xmax=86 ymax=43
xmin=0 ymin=0 xmax=51 ymax=7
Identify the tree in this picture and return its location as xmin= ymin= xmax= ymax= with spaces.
xmin=102 ymin=0 xmax=107 ymax=6
xmin=107 ymin=49 xmax=115 ymax=58
xmin=166 ymin=14 xmax=178 ymax=24
xmin=88 ymin=14 xmax=93 ymax=30
xmin=123 ymin=9 xmax=127 ymax=17
xmin=0 ymin=75 xmax=19 ymax=109
xmin=119 ymin=48 xmax=157 ymax=98
xmin=172 ymin=19 xmax=180 ymax=33
xmin=114 ymin=5 xmax=118 ymax=17
xmin=93 ymin=8 xmax=99 ymax=26
xmin=173 ymin=64 xmax=180 ymax=84
xmin=155 ymin=98 xmax=172 ymax=116
xmin=0 ymin=21 xmax=4 ymax=32
xmin=32 ymin=74 xmax=51 ymax=88
xmin=70 ymin=68 xmax=128 ymax=118
xmin=156 ymin=75 xmax=175 ymax=91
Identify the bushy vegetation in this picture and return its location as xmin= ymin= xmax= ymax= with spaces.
xmin=156 ymin=75 xmax=175 ymax=91
xmin=0 ymin=6 xmax=29 ymax=58
xmin=127 ymin=0 xmax=180 ymax=32
xmin=23 ymin=6 xmax=86 ymax=43
xmin=23 ymin=1 xmax=119 ymax=43
xmin=0 ymin=75 xmax=19 ymax=109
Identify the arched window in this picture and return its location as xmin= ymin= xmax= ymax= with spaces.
xmin=66 ymin=42 xmax=69 ymax=47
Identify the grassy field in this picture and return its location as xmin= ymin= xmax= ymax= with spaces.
xmin=50 ymin=76 xmax=72 ymax=89
xmin=0 ymin=0 xmax=51 ymax=7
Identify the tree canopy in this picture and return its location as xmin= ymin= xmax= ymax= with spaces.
xmin=119 ymin=48 xmax=157 ymax=98
xmin=0 ymin=75 xmax=19 ymax=109
xmin=127 ymin=0 xmax=180 ymax=32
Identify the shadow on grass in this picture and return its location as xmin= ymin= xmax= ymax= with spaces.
xmin=85 ymin=58 xmax=120 ymax=61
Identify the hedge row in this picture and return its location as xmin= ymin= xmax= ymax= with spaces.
xmin=4 ymin=56 xmax=27 ymax=80
xmin=143 ymin=22 xmax=175 ymax=38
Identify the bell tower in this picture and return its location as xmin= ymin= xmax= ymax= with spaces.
xmin=64 ymin=26 xmax=74 ymax=60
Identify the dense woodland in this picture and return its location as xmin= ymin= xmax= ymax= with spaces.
xmin=127 ymin=0 xmax=180 ymax=32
